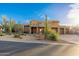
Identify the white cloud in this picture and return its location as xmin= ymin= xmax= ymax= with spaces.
xmin=67 ymin=3 xmax=79 ymax=25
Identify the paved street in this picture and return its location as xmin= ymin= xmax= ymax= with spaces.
xmin=0 ymin=40 xmax=78 ymax=56
xmin=0 ymin=41 xmax=48 ymax=56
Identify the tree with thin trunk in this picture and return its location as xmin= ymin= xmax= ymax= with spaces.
xmin=29 ymin=20 xmax=32 ymax=34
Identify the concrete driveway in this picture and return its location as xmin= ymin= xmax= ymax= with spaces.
xmin=61 ymin=34 xmax=79 ymax=44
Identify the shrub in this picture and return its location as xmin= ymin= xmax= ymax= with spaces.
xmin=44 ymin=25 xmax=60 ymax=41
xmin=14 ymin=33 xmax=22 ymax=39
xmin=20 ymin=33 xmax=26 ymax=36
xmin=0 ymin=32 xmax=4 ymax=36
xmin=47 ymin=32 xmax=60 ymax=41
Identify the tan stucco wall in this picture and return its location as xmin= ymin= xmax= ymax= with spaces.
xmin=24 ymin=20 xmax=70 ymax=34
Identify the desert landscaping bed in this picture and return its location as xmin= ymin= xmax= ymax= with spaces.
xmin=0 ymin=34 xmax=74 ymax=45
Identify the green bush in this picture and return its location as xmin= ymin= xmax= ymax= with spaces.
xmin=44 ymin=27 xmax=60 ymax=41
xmin=47 ymin=32 xmax=60 ymax=41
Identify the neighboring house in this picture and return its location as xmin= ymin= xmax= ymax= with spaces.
xmin=24 ymin=24 xmax=30 ymax=33
xmin=13 ymin=24 xmax=24 ymax=33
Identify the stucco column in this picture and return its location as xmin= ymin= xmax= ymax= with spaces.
xmin=37 ymin=27 xmax=39 ymax=34
xmin=64 ymin=28 xmax=66 ymax=34
xmin=58 ymin=27 xmax=60 ymax=34
xmin=29 ymin=27 xmax=31 ymax=34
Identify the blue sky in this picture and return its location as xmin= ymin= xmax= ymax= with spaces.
xmin=0 ymin=3 xmax=75 ymax=24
